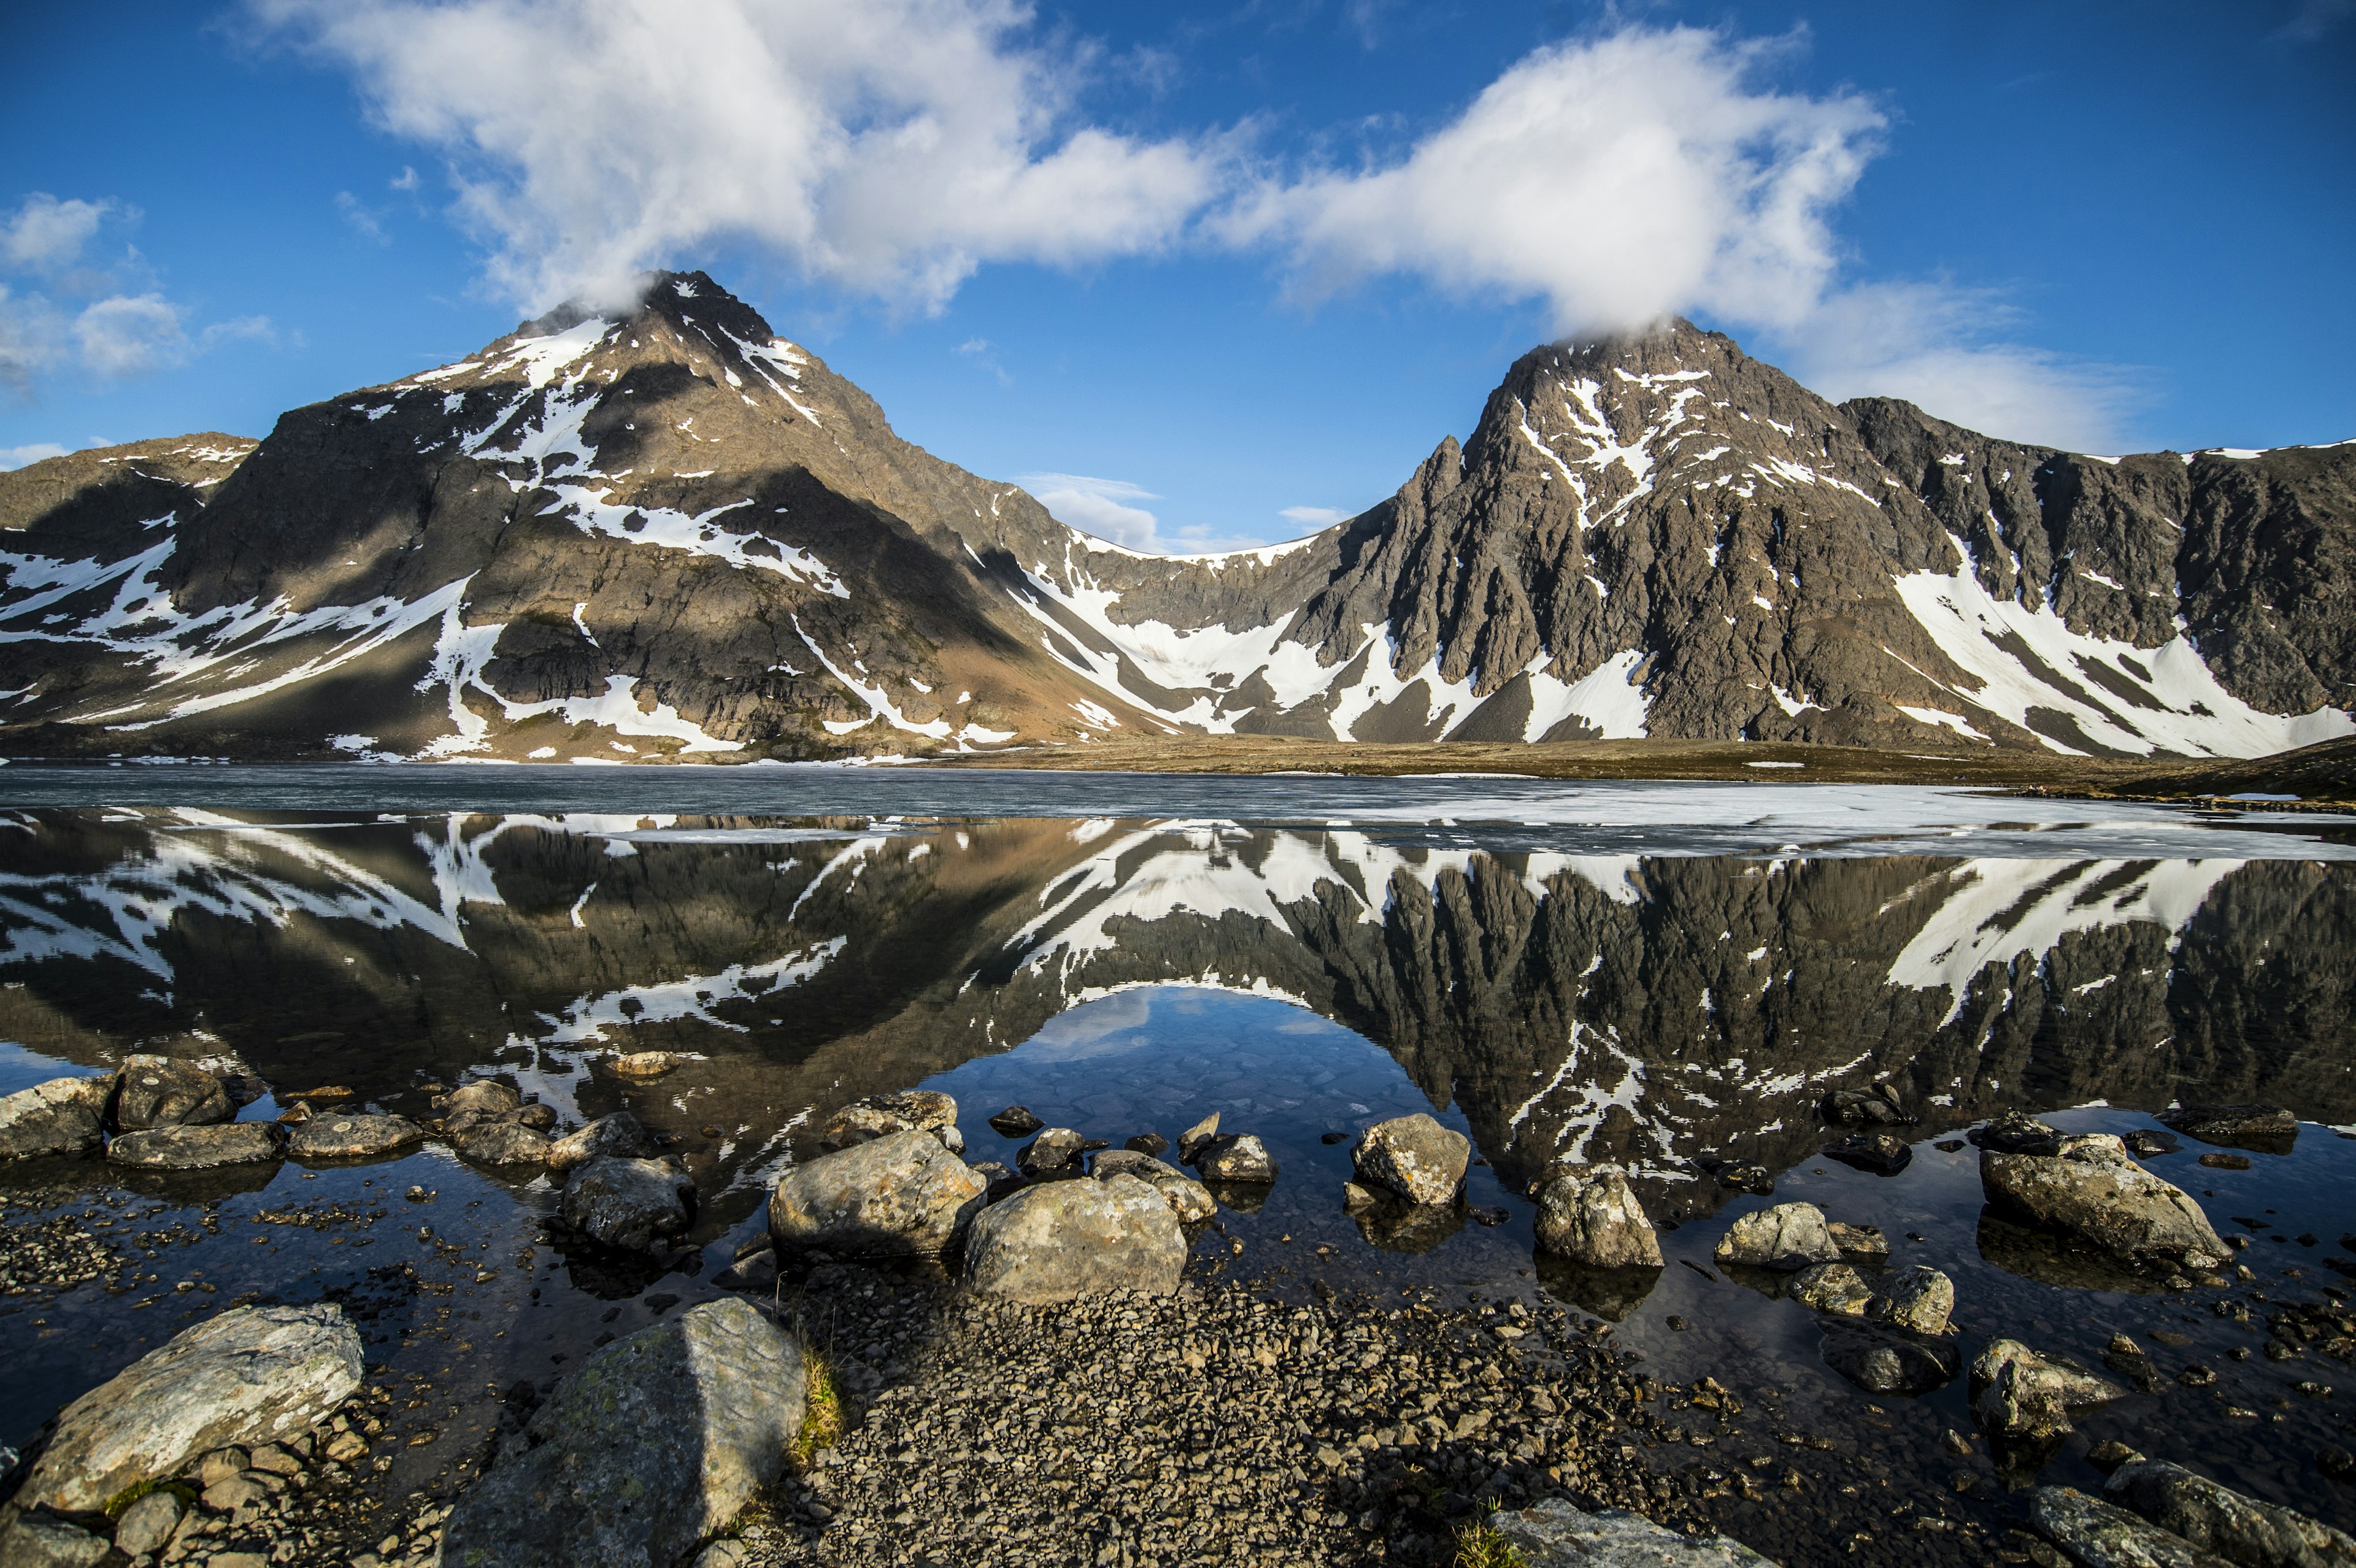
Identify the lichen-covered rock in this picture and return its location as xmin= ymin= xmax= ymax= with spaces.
xmin=1493 ymin=1496 xmax=1779 ymax=1564
xmin=1090 ymin=1149 xmax=1217 ymax=1223
xmin=1971 ymin=1110 xmax=2065 ymax=1154
xmin=768 ymin=1129 xmax=984 ymax=1257
xmin=1823 ymin=1085 xmax=1914 ymax=1126
xmin=1789 ymin=1262 xmax=1877 ymax=1316
xmin=546 ymin=1111 xmax=658 ymax=1172
xmin=1982 ymin=1134 xmax=2230 ymax=1268
xmin=14 ymin=1303 xmax=361 ymax=1514
xmin=2030 ymin=1486 xmax=2219 ymax=1568
xmin=609 ymin=1050 xmax=678 ymax=1079
xmin=819 ymin=1090 xmax=958 ymax=1150
xmin=0 ymin=1513 xmax=110 ymax=1567
xmin=446 ymin=1117 xmax=553 ymax=1166
xmin=1017 ymin=1126 xmax=1087 ymax=1174
xmin=962 ymin=1173 xmax=1186 ymax=1303
xmin=1971 ymin=1339 xmax=2127 ymax=1442
xmin=287 ymin=1113 xmax=425 ymax=1161
xmin=560 ymin=1155 xmax=696 ymax=1252
xmin=440 ymin=1298 xmax=805 ymax=1568
xmin=109 ymin=1055 xmax=233 ymax=1131
xmin=1713 ymin=1202 xmax=1841 ymax=1272
xmin=1350 ymin=1114 xmax=1469 ymax=1206
xmin=0 ymin=1075 xmax=110 ymax=1161
xmin=1871 ymin=1266 xmax=1955 ymax=1335
xmin=106 ymin=1121 xmax=283 ymax=1169
xmin=1534 ymin=1164 xmax=1663 ymax=1269
xmin=2104 ymin=1458 xmax=2356 ymax=1566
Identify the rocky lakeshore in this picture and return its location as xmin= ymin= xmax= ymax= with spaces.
xmin=6 ymin=1054 xmax=2356 ymax=1568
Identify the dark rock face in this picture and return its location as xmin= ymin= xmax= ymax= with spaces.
xmin=4 ymin=279 xmax=2346 ymax=761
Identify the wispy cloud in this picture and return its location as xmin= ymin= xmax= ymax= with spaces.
xmin=955 ymin=335 xmax=1011 ymax=386
xmin=1279 ymin=505 xmax=1350 ymax=528
xmin=0 ymin=191 xmax=272 ymax=397
xmin=0 ymin=440 xmax=71 ymax=470
xmin=336 ymin=189 xmax=388 ymax=244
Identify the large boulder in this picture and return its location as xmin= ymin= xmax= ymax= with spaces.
xmin=13 ymin=1304 xmax=361 ymax=1513
xmin=1714 ymin=1202 xmax=1841 ymax=1272
xmin=287 ymin=1113 xmax=425 ymax=1161
xmin=546 ymin=1111 xmax=658 ymax=1172
xmin=561 ymin=1156 xmax=696 ymax=1253
xmin=108 ymin=1055 xmax=234 ymax=1131
xmin=439 ymin=1298 xmax=805 ymax=1568
xmin=818 ymin=1090 xmax=961 ymax=1154
xmin=1493 ymin=1496 xmax=1777 ymax=1565
xmin=2104 ymin=1459 xmax=2356 ymax=1566
xmin=1982 ymin=1135 xmax=2230 ymax=1269
xmin=106 ymin=1121 xmax=283 ymax=1169
xmin=0 ymin=1075 xmax=110 ymax=1161
xmin=1351 ymin=1114 xmax=1469 ymax=1206
xmin=768 ymin=1129 xmax=985 ymax=1257
xmin=1534 ymin=1164 xmax=1662 ymax=1269
xmin=2030 ymin=1486 xmax=2217 ymax=1568
xmin=963 ymin=1174 xmax=1186 ymax=1303
xmin=1090 ymin=1150 xmax=1217 ymax=1223
xmin=2157 ymin=1105 xmax=2299 ymax=1156
xmin=1971 ymin=1339 xmax=2127 ymax=1442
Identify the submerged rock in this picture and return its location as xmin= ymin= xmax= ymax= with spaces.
xmin=2157 ymin=1104 xmax=2299 ymax=1155
xmin=1982 ymin=1134 xmax=2230 ymax=1269
xmin=441 ymin=1298 xmax=805 ymax=1568
xmin=1090 ymin=1149 xmax=1217 ymax=1224
xmin=1123 ymin=1132 xmax=1169 ymax=1156
xmin=1493 ymin=1496 xmax=1777 ymax=1565
xmin=1533 ymin=1255 xmax=1661 ymax=1323
xmin=1714 ymin=1202 xmax=1841 ymax=1272
xmin=2031 ymin=1485 xmax=2216 ymax=1568
xmin=447 ymin=1117 xmax=554 ymax=1166
xmin=1534 ymin=1164 xmax=1662 ymax=1269
xmin=561 ymin=1155 xmax=696 ymax=1253
xmin=1971 ymin=1339 xmax=2127 ymax=1443
xmin=2104 ymin=1458 xmax=2356 ymax=1566
xmin=287 ymin=1113 xmax=425 ymax=1161
xmin=0 ymin=1075 xmax=110 ymax=1161
xmin=15 ymin=1303 xmax=361 ymax=1514
xmin=821 ymin=1090 xmax=960 ymax=1153
xmin=1829 ymin=1221 xmax=1889 ymax=1260
xmin=1821 ymin=1320 xmax=1960 ymax=1396
xmin=1350 ymin=1113 xmax=1469 ymax=1206
xmin=107 ymin=1121 xmax=283 ymax=1169
xmin=963 ymin=1173 xmax=1185 ymax=1302
xmin=546 ymin=1110 xmax=658 ymax=1172
xmin=988 ymin=1105 xmax=1044 ymax=1137
xmin=1349 ymin=1189 xmax=1468 ymax=1255
xmin=608 ymin=1050 xmax=679 ymax=1079
xmin=1193 ymin=1133 xmax=1277 ymax=1183
xmin=768 ymin=1128 xmax=985 ymax=1257
xmin=109 ymin=1055 xmax=235 ymax=1131
xmin=2124 ymin=1129 xmax=2182 ymax=1158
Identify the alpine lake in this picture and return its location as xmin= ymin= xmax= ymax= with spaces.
xmin=2 ymin=765 xmax=2352 ymax=1567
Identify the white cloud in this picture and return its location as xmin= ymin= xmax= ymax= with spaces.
xmin=1279 ymin=505 xmax=1350 ymax=528
xmin=390 ymin=164 xmax=420 ymax=193
xmin=1 ymin=194 xmax=119 ymax=274
xmin=1015 ymin=472 xmax=1163 ymax=551
xmin=0 ymin=441 xmax=71 ymax=470
xmin=73 ymin=294 xmax=190 ymax=377
xmin=1225 ymin=28 xmax=1883 ymax=336
xmin=250 ymin=0 xmax=1228 ymax=312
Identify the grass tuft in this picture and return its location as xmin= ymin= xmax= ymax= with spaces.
xmin=788 ymin=1348 xmax=844 ymax=1472
xmin=1450 ymin=1508 xmax=1528 ymax=1568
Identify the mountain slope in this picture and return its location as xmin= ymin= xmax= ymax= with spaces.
xmin=1 ymin=274 xmax=2347 ymax=761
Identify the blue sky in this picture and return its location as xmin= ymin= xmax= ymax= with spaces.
xmin=4 ymin=0 xmax=2351 ymax=551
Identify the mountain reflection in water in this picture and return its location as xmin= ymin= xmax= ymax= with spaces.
xmin=4 ymin=807 xmax=2350 ymax=1236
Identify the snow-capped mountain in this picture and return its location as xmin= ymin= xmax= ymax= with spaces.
xmin=2 ymin=272 xmax=2348 ymax=761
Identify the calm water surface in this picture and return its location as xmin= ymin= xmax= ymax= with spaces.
xmin=2 ymin=772 xmax=2352 ymax=1550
